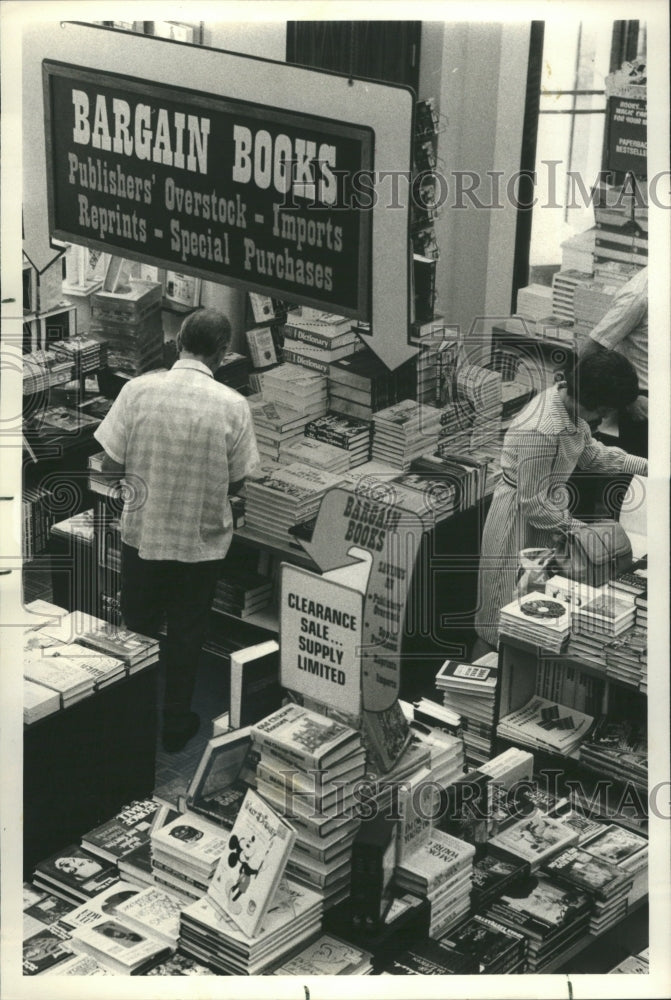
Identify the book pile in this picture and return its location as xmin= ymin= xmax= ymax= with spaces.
xmin=23 ymin=644 xmax=97 ymax=709
xmin=432 ymin=399 xmax=473 ymax=452
xmin=262 ymin=363 xmax=328 ymax=420
xmin=593 ymin=221 xmax=647 ymax=270
xmin=572 ymin=280 xmax=620 ymax=336
xmin=487 ymin=873 xmax=591 ymax=971
xmin=488 ymin=812 xmax=580 ymax=873
xmin=180 ymin=878 xmax=323 ymax=975
xmin=22 ymin=927 xmax=75 ymax=976
xmin=212 ymin=569 xmax=272 ymax=620
xmin=412 ymin=450 xmax=487 ymax=511
xmin=610 ymin=557 xmax=647 ymax=599
xmin=515 ymin=284 xmax=554 ymax=322
xmin=214 ymin=351 xmax=250 ymax=393
xmin=305 ymin=412 xmax=371 ymax=467
xmin=66 ymin=900 xmax=174 ymax=974
xmin=573 ymin=590 xmax=637 ymax=638
xmin=328 ymin=350 xmax=405 ymax=421
xmin=498 ymin=593 xmax=571 ymax=652
xmin=26 ymin=641 xmax=126 ymax=697
xmin=24 ymin=678 xmax=61 ymax=724
xmin=414 ymin=334 xmax=459 ymax=405
xmin=371 ymin=400 xmax=442 ymax=470
xmin=248 ymin=397 xmax=316 ymax=464
xmin=244 ymin=464 xmax=345 ymax=544
xmin=252 ymin=704 xmax=364 ymax=908
xmin=32 ymin=845 xmax=121 ymax=905
xmin=81 ymin=800 xmax=159 ymax=865
xmin=560 ymin=227 xmax=596 ymax=273
xmin=542 ymin=845 xmax=634 ymax=935
xmin=578 ymin=717 xmax=647 ymax=793
xmin=394 ymin=469 xmax=459 ymax=522
xmin=22 ymin=485 xmax=58 ymax=559
xmin=50 ymin=335 xmax=105 ymax=373
xmin=448 ymin=364 xmax=503 ymax=449
xmin=282 ymin=310 xmax=359 ymax=375
xmin=271 ymin=932 xmax=373 ymax=975
xmin=605 ymin=624 xmax=647 ymax=691
xmin=635 ymin=591 xmax=647 ymax=630
xmin=433 ymin=913 xmax=527 ymax=973
xmin=550 ymin=269 xmax=592 ymax=324
xmin=278 ymin=435 xmax=351 ymax=474
xmin=410 ymin=723 xmax=464 ymax=789
xmin=497 ymin=695 xmax=594 ymax=757
xmin=23 ymin=348 xmax=72 ymax=394
xmin=90 ymin=281 xmax=164 ymax=375
xmin=470 ymin=854 xmax=528 ymax=914
xmin=55 ymin=616 xmax=160 ymax=674
xmin=435 ymin=653 xmax=498 ymax=765
xmin=395 ymin=830 xmax=476 ymax=939
xmin=583 ymin=824 xmax=647 ymax=878
xmin=150 ymin=812 xmax=231 ymax=903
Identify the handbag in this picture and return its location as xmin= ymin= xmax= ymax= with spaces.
xmin=553 ymin=520 xmax=633 ymax=589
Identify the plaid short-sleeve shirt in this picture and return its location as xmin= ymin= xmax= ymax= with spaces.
xmin=94 ymin=360 xmax=260 ymax=561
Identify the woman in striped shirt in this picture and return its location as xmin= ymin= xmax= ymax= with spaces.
xmin=474 ymin=352 xmax=648 ymax=651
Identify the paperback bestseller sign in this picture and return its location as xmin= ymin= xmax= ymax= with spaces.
xmin=280 ymin=565 xmax=363 ymax=716
xmin=43 ymin=62 xmax=373 ymax=317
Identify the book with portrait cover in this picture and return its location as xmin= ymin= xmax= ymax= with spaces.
xmin=22 ymin=928 xmax=74 ymax=975
xmin=32 ymin=845 xmax=120 ymax=903
xmin=60 ymin=882 xmax=144 ymax=931
xmin=488 ymin=814 xmax=579 ymax=871
xmin=251 ymin=703 xmax=361 ymax=771
xmin=207 ymin=788 xmax=296 ymax=938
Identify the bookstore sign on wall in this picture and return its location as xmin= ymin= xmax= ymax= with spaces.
xmin=44 ymin=62 xmax=373 ymax=316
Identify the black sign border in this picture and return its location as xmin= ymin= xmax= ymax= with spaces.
xmin=43 ymin=59 xmax=374 ymax=319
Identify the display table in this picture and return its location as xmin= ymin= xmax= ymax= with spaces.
xmin=23 ymin=664 xmax=159 ymax=878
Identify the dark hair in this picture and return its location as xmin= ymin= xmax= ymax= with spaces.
xmin=565 ymin=351 xmax=639 ymax=410
xmin=178 ymin=309 xmax=231 ymax=358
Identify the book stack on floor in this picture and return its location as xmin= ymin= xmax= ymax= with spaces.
xmin=278 ymin=435 xmax=351 ymax=474
xmin=435 ymin=653 xmax=498 ymax=766
xmin=244 ymin=464 xmax=344 ymax=545
xmin=271 ymin=932 xmax=373 ymax=975
xmin=409 ymin=722 xmax=465 ymax=789
xmin=328 ymin=350 xmax=406 ymax=421
xmin=304 ymin=412 xmax=371 ymax=467
xmin=248 ymin=397 xmax=318 ymax=465
xmin=498 ymin=593 xmax=571 ymax=653
xmin=80 ymin=800 xmax=159 ymax=867
xmin=395 ymin=830 xmax=476 ymax=940
xmin=32 ymin=846 xmax=121 ymax=906
xmin=282 ymin=310 xmax=360 ymax=375
xmin=90 ymin=281 xmax=164 ymax=376
xmin=605 ymin=625 xmax=647 ymax=692
xmin=150 ymin=812 xmax=232 ymax=904
xmin=497 ymin=695 xmax=594 ymax=758
xmin=262 ymin=363 xmax=328 ymax=422
xmin=251 ymin=704 xmax=365 ymax=909
xmin=371 ymin=400 xmax=442 ymax=470
xmin=486 ymin=873 xmax=591 ymax=971
xmin=542 ymin=845 xmax=634 ymax=935
xmin=550 ymin=269 xmax=592 ymax=325
xmin=579 ymin=716 xmax=647 ymax=793
xmin=212 ymin=560 xmax=273 ymax=620
xmin=214 ymin=351 xmax=250 ymax=393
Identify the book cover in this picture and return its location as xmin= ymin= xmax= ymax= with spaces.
xmin=81 ymin=799 xmax=158 ymax=863
xmin=22 ymin=928 xmax=74 ymax=975
xmin=33 ymin=845 xmax=120 ymax=900
xmin=229 ymin=640 xmax=281 ymax=729
xmin=271 ymin=933 xmax=372 ymax=975
xmin=397 ymin=830 xmax=476 ymax=892
xmin=582 ymin=824 xmax=648 ymax=867
xmin=44 ymin=953 xmax=112 ymax=975
xmin=251 ymin=703 xmax=360 ymax=771
xmin=60 ymin=883 xmax=144 ymax=930
xmin=542 ymin=846 xmax=632 ymax=899
xmin=361 ymin=701 xmax=412 ymax=774
xmin=488 ymin=814 xmax=579 ymax=871
xmin=495 ymin=873 xmax=590 ymax=931
xmin=246 ymin=327 xmax=278 ymax=368
xmin=437 ymin=914 xmax=525 ymax=972
xmin=69 ymin=919 xmax=171 ymax=974
xmin=151 ymin=813 xmax=231 ymax=869
xmin=207 ymin=788 xmax=297 ymax=938
xmin=23 ymin=890 xmax=76 ymax=927
xmin=114 ymin=885 xmax=183 ymax=946
xmin=186 ymin=728 xmax=254 ymax=825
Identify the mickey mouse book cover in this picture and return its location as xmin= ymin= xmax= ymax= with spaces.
xmin=206 ymin=789 xmax=296 ymax=938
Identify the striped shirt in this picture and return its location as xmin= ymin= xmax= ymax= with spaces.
xmin=95 ymin=360 xmax=260 ymax=561
xmin=590 ymin=266 xmax=647 ymax=392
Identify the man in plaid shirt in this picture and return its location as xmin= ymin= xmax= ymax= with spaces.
xmin=95 ymin=309 xmax=260 ymax=751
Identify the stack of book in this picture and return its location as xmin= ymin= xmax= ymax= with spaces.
xmin=180 ymin=878 xmax=323 ymax=975
xmin=560 ymin=228 xmax=596 ymax=273
xmin=244 ymin=464 xmax=344 ymax=545
xmin=371 ymin=400 xmax=442 ymax=470
xmin=498 ymin=594 xmax=571 ymax=652
xmin=410 ymin=723 xmax=465 ymax=789
xmin=23 ymin=348 xmax=73 ymax=394
xmin=605 ymin=625 xmax=647 ymax=691
xmin=50 ymin=335 xmax=106 ymax=374
xmin=573 ymin=590 xmax=637 ymax=638
xmin=304 ymin=412 xmax=371 ymax=467
xmin=497 ymin=695 xmax=594 ymax=757
xmin=394 ymin=830 xmax=476 ymax=939
xmin=451 ymin=364 xmax=503 ymax=449
xmin=90 ymin=281 xmax=164 ymax=376
xmin=24 ymin=678 xmax=61 ymax=724
xmin=214 ymin=351 xmax=250 ymax=393
xmin=80 ymin=800 xmax=159 ymax=865
xmin=412 ymin=451 xmax=487 ymax=512
xmin=270 ymin=932 xmax=373 ymax=975
xmin=432 ymin=913 xmax=527 ymax=973
xmin=262 ymin=364 xmax=328 ymax=421
xmin=515 ymin=284 xmax=554 ymax=323
xmin=578 ymin=717 xmax=647 ymax=793
xmin=582 ymin=825 xmax=648 ymax=900
xmin=415 ymin=334 xmax=459 ymax=405
xmin=435 ymin=653 xmax=498 ymax=765
xmin=282 ymin=310 xmax=359 ymax=375
xmin=32 ymin=845 xmax=121 ymax=905
xmin=251 ymin=704 xmax=365 ymax=908
xmin=593 ymin=222 xmax=647 ymax=271
xmin=22 ymin=486 xmax=57 ymax=559
xmin=488 ymin=813 xmax=580 ymax=872
xmin=248 ymin=397 xmax=315 ymax=464
xmin=328 ymin=350 xmax=403 ymax=421
xmin=432 ymin=400 xmax=473 ymax=452
xmin=212 ymin=571 xmax=272 ymax=620
xmin=635 ymin=591 xmax=647 ymax=631
xmin=150 ymin=812 xmax=232 ymax=903
xmin=470 ymin=854 xmax=528 ymax=914
xmin=487 ymin=874 xmax=591 ymax=971
xmin=27 ymin=641 xmax=126 ymax=695
xmin=551 ymin=269 xmax=592 ymax=324
xmin=572 ymin=280 xmax=620 ymax=337
xmin=278 ymin=436 xmax=351 ymax=474
xmin=23 ymin=646 xmax=97 ymax=709
xmin=542 ymin=846 xmax=634 ymax=935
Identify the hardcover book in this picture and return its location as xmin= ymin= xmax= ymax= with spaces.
xmin=69 ymin=919 xmax=172 ymax=975
xmin=251 ymin=703 xmax=361 ymax=771
xmin=361 ymin=701 xmax=412 ymax=774
xmin=22 ymin=928 xmax=74 ymax=975
xmin=186 ymin=727 xmax=255 ymax=827
xmin=114 ymin=885 xmax=184 ymax=946
xmin=207 ymin=788 xmax=296 ymax=938
xmin=229 ymin=640 xmax=281 ymax=729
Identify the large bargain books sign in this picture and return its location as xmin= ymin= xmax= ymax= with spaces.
xmin=43 ymin=62 xmax=373 ymax=317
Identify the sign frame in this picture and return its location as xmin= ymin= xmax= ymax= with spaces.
xmin=42 ymin=59 xmax=373 ymax=320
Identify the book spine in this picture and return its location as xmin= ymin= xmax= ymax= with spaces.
xmin=349 ymin=841 xmax=386 ymax=926
xmin=281 ymin=349 xmax=331 ymax=375
xmin=304 ymin=426 xmax=365 ymax=450
xmin=284 ymin=323 xmax=342 ymax=349
xmin=252 ymin=731 xmax=318 ymax=771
